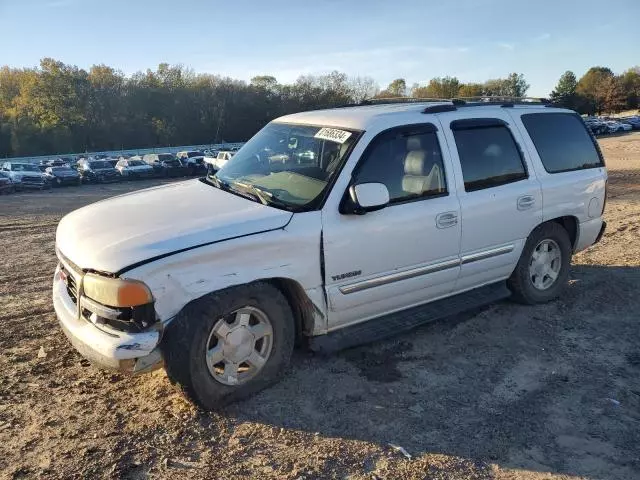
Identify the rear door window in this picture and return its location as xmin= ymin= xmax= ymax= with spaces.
xmin=451 ymin=120 xmax=527 ymax=192
xmin=521 ymin=113 xmax=604 ymax=173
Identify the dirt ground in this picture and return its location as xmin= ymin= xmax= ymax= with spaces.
xmin=1 ymin=133 xmax=639 ymax=480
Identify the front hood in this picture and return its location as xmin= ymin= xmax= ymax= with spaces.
xmin=56 ymin=179 xmax=293 ymax=274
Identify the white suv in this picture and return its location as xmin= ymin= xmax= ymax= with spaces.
xmin=53 ymin=100 xmax=607 ymax=409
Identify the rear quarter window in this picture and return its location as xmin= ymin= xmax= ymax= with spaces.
xmin=521 ymin=113 xmax=604 ymax=173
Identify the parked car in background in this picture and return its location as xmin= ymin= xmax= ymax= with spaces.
xmin=605 ymin=120 xmax=632 ymax=133
xmin=44 ymin=166 xmax=81 ymax=187
xmin=143 ymin=153 xmax=185 ymax=177
xmin=0 ymin=162 xmax=50 ymax=190
xmin=49 ymin=157 xmax=72 ymax=167
xmin=204 ymin=150 xmax=235 ymax=171
xmin=115 ymin=158 xmax=155 ymax=179
xmin=584 ymin=118 xmax=609 ymax=136
xmin=620 ymin=117 xmax=640 ymax=130
xmin=0 ymin=171 xmax=15 ymax=194
xmin=77 ymin=159 xmax=121 ymax=183
xmin=176 ymin=151 xmax=206 ymax=175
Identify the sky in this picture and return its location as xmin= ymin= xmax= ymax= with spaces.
xmin=1 ymin=0 xmax=639 ymax=97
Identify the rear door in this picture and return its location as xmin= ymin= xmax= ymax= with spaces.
xmin=437 ymin=110 xmax=543 ymax=291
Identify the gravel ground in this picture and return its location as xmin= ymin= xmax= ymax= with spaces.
xmin=1 ymin=133 xmax=639 ymax=480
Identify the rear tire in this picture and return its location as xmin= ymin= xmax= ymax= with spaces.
xmin=508 ymin=222 xmax=572 ymax=305
xmin=162 ymin=282 xmax=295 ymax=410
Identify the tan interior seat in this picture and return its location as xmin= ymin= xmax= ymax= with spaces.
xmin=401 ymin=140 xmax=444 ymax=195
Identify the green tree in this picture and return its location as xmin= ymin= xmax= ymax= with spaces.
xmin=577 ymin=67 xmax=614 ymax=115
xmin=503 ymin=72 xmax=530 ymax=97
xmin=250 ymin=75 xmax=278 ymax=91
xmin=550 ymin=71 xmax=581 ymax=109
xmin=458 ymin=83 xmax=484 ymax=98
xmin=482 ymin=78 xmax=508 ymax=96
xmin=619 ymin=67 xmax=640 ymax=109
xmin=413 ymin=76 xmax=460 ymax=98
xmin=382 ymin=78 xmax=406 ymax=97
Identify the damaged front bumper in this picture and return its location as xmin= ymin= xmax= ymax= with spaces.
xmin=53 ymin=265 xmax=164 ymax=374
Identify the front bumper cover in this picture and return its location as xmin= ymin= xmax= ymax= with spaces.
xmin=53 ymin=265 xmax=163 ymax=374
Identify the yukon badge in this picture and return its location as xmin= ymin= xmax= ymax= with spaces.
xmin=332 ymin=270 xmax=362 ymax=282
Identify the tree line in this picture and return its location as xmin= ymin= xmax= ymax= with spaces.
xmin=1 ymin=58 xmax=638 ymax=158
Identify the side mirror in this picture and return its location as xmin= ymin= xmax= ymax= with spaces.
xmin=342 ymin=182 xmax=389 ymax=215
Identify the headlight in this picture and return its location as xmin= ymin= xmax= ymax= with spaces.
xmin=83 ymin=273 xmax=153 ymax=307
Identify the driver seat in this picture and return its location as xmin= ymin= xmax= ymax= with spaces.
xmin=401 ymin=143 xmax=444 ymax=196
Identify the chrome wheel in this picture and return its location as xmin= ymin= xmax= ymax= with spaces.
xmin=205 ymin=306 xmax=273 ymax=386
xmin=529 ymin=239 xmax=562 ymax=290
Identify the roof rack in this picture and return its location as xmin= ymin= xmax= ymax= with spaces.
xmin=453 ymin=96 xmax=549 ymax=105
xmin=334 ymin=96 xmax=556 ymax=112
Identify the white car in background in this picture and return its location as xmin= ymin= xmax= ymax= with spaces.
xmin=0 ymin=162 xmax=50 ymax=190
xmin=115 ymin=158 xmax=155 ymax=179
xmin=176 ymin=151 xmax=207 ymax=175
xmin=205 ymin=150 xmax=235 ymax=171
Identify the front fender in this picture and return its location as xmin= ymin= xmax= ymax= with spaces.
xmin=123 ymin=211 xmax=327 ymax=334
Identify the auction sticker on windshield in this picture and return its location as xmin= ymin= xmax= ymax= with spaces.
xmin=314 ymin=128 xmax=352 ymax=144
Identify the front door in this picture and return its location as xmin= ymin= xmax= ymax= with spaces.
xmin=321 ymin=124 xmax=462 ymax=330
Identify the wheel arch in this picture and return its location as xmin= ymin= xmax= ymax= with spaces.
xmin=547 ymin=215 xmax=578 ymax=251
xmin=267 ymin=277 xmax=324 ymax=344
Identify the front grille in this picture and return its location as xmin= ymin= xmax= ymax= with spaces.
xmin=22 ymin=176 xmax=43 ymax=183
xmin=64 ymin=267 xmax=78 ymax=304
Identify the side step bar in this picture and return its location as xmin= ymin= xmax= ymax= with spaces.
xmin=309 ymin=282 xmax=511 ymax=354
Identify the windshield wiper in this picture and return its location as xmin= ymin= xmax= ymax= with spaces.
xmin=232 ymin=182 xmax=293 ymax=210
xmin=205 ymin=174 xmax=230 ymax=191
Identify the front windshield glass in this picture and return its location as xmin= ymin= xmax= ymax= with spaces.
xmin=129 ymin=160 xmax=144 ymax=166
xmin=187 ymin=151 xmax=202 ymax=158
xmin=89 ymin=161 xmax=111 ymax=169
xmin=12 ymin=164 xmax=40 ymax=172
xmin=52 ymin=166 xmax=72 ymax=172
xmin=158 ymin=154 xmax=174 ymax=161
xmin=212 ymin=123 xmax=359 ymax=210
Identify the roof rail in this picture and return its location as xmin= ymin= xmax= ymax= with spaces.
xmin=453 ymin=96 xmax=550 ymax=105
xmin=359 ymin=97 xmax=453 ymax=105
xmin=334 ymin=96 xmax=556 ymax=111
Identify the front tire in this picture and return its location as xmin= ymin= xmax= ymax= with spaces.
xmin=163 ymin=282 xmax=295 ymax=410
xmin=508 ymin=222 xmax=572 ymax=305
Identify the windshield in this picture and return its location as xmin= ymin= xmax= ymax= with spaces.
xmin=89 ymin=161 xmax=111 ymax=169
xmin=158 ymin=154 xmax=174 ymax=161
xmin=12 ymin=164 xmax=40 ymax=172
xmin=52 ymin=166 xmax=72 ymax=172
xmin=187 ymin=151 xmax=203 ymax=158
xmin=129 ymin=160 xmax=145 ymax=166
xmin=211 ymin=123 xmax=360 ymax=210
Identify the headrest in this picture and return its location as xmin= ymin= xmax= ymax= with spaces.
xmin=406 ymin=136 xmax=422 ymax=151
xmin=404 ymin=150 xmax=426 ymax=175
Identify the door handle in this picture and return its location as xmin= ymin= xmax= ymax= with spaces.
xmin=436 ymin=212 xmax=458 ymax=229
xmin=517 ymin=195 xmax=536 ymax=210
